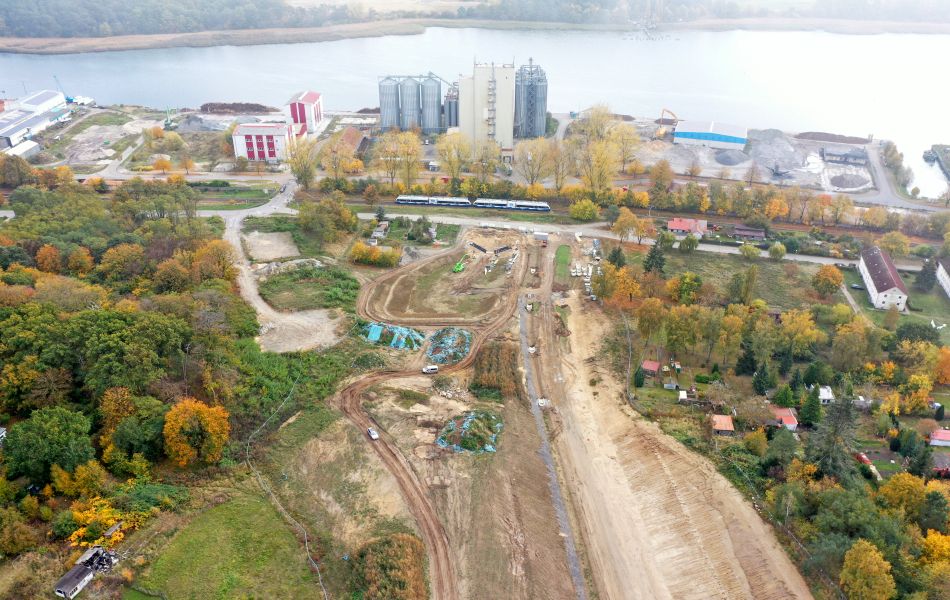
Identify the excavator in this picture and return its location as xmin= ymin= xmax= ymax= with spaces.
xmin=654 ymin=108 xmax=678 ymax=140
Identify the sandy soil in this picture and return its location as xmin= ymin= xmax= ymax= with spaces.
xmin=243 ymin=230 xmax=301 ymax=262
xmin=543 ymin=297 xmax=813 ymax=600
xmin=369 ymin=366 xmax=576 ymax=600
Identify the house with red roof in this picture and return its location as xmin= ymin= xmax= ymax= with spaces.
xmin=711 ymin=414 xmax=735 ymax=436
xmin=770 ymin=406 xmax=798 ymax=431
xmin=859 ymin=246 xmax=908 ymax=311
xmin=285 ymin=91 xmax=323 ymax=137
xmin=667 ymin=217 xmax=707 ymax=236
xmin=931 ymin=429 xmax=950 ymax=447
xmin=640 ymin=360 xmax=660 ymax=377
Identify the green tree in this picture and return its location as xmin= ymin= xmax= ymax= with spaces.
xmin=287 ymin=136 xmax=319 ymax=190
xmin=806 ymin=398 xmax=857 ymax=482
xmin=840 ymin=539 xmax=896 ymax=600
xmin=768 ymin=242 xmax=786 ymax=261
xmin=4 ymin=407 xmax=94 ymax=483
xmin=606 ymin=246 xmax=626 ymax=268
xmin=774 ymin=384 xmax=795 ymax=407
xmin=919 ymin=491 xmax=949 ymax=534
xmin=752 ymin=363 xmax=772 ymax=395
xmin=643 ymin=244 xmax=665 ymax=275
xmin=679 ymin=233 xmax=699 ymax=253
xmin=741 ymin=265 xmax=758 ymax=305
xmin=915 ymin=259 xmax=937 ymax=292
xmin=765 ymin=427 xmax=798 ymax=467
xmin=800 ymin=386 xmax=822 ymax=426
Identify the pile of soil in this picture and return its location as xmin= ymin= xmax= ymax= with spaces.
xmin=797 ymin=131 xmax=870 ymax=144
xmin=831 ymin=173 xmax=869 ymax=188
xmin=715 ymin=149 xmax=750 ymax=166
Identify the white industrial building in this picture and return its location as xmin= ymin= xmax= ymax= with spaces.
xmin=231 ymin=122 xmax=293 ymax=162
xmin=673 ymin=120 xmax=748 ymax=150
xmin=459 ymin=62 xmax=515 ymax=159
xmin=284 ymin=91 xmax=323 ymax=137
xmin=0 ymin=90 xmax=68 ymax=151
xmin=938 ymin=259 xmax=950 ymax=301
xmin=858 ymin=246 xmax=908 ymax=311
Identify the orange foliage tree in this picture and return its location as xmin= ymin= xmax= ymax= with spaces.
xmin=936 ymin=347 xmax=950 ymax=386
xmin=162 ymin=397 xmax=230 ymax=467
xmin=67 ymin=246 xmax=94 ymax=275
xmin=35 ymin=244 xmax=62 ymax=273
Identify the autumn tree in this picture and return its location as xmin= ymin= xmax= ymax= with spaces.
xmin=513 ymin=137 xmax=552 ymax=185
xmin=717 ymin=314 xmax=745 ymax=366
xmin=547 ymin=139 xmax=575 ymax=198
xmin=878 ymin=472 xmax=926 ymax=521
xmin=665 ymin=305 xmax=700 ymax=356
xmin=574 ymin=104 xmax=612 ymax=144
xmin=768 ymin=242 xmax=786 ymax=261
xmin=830 ymin=195 xmax=854 ymax=225
xmin=637 ymin=298 xmax=667 ymax=344
xmin=739 ymin=244 xmax=760 ymax=260
xmin=780 ymin=309 xmax=827 ymax=357
xmin=569 ymin=199 xmax=600 ymax=221
xmin=876 ymin=231 xmax=910 ymax=258
xmin=67 ymin=247 xmax=94 ymax=275
xmin=152 ymin=157 xmax=172 ymax=174
xmin=611 ymin=207 xmax=639 ymax=243
xmin=179 ymin=156 xmax=196 ymax=175
xmin=35 ymin=244 xmax=62 ymax=273
xmin=287 ymin=136 xmax=320 ymax=189
xmin=577 ymin=139 xmax=619 ymax=200
xmin=163 ymin=398 xmax=230 ymax=467
xmin=192 ymin=239 xmax=237 ymax=282
xmin=320 ymin=131 xmax=356 ymax=181
xmin=97 ymin=243 xmax=146 ymax=282
xmin=812 ymin=264 xmax=844 ymax=298
xmin=609 ymin=122 xmax=640 ymax=172
xmin=679 ymin=233 xmax=699 ymax=253
xmin=936 ymin=347 xmax=950 ymax=385
xmin=840 ymin=539 xmax=896 ymax=600
xmin=435 ymin=132 xmax=471 ymax=181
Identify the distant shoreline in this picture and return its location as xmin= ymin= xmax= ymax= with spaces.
xmin=1 ymin=17 xmax=949 ymax=55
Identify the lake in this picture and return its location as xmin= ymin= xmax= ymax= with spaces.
xmin=1 ymin=27 xmax=948 ymax=196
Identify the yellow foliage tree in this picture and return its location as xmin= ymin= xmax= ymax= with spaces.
xmin=878 ymin=472 xmax=926 ymax=520
xmin=923 ymin=530 xmax=950 ymax=564
xmin=937 ymin=347 xmax=950 ymax=385
xmin=67 ymin=247 xmax=94 ymax=275
xmin=152 ymin=157 xmax=172 ymax=174
xmin=162 ymin=397 xmax=230 ymax=467
xmin=100 ymin=387 xmax=135 ymax=434
xmin=72 ymin=460 xmax=107 ymax=498
xmin=840 ymin=539 xmax=896 ymax=600
xmin=67 ymin=496 xmax=124 ymax=549
xmin=192 ymin=239 xmax=237 ymax=282
xmin=35 ymin=244 xmax=62 ymax=273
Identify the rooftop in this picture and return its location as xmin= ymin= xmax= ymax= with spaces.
xmin=20 ymin=89 xmax=63 ymax=107
xmin=711 ymin=414 xmax=735 ymax=432
xmin=0 ymin=110 xmax=54 ymax=138
xmin=668 ymin=217 xmax=707 ymax=233
xmin=287 ymin=90 xmax=321 ymax=105
xmin=233 ymin=122 xmax=290 ymax=136
xmin=675 ymin=120 xmax=748 ymax=140
xmin=770 ymin=406 xmax=798 ymax=427
xmin=641 ymin=359 xmax=661 ymax=372
xmin=932 ymin=430 xmax=950 ymax=443
xmin=861 ymin=246 xmax=908 ymax=295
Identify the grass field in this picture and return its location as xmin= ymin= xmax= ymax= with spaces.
xmin=628 ymin=249 xmax=841 ymax=311
xmin=130 ymin=494 xmax=316 ymax=599
xmin=842 ymin=269 xmax=950 ymax=345
xmin=243 ymin=215 xmax=323 ymax=257
xmin=259 ymin=266 xmax=360 ymax=312
xmin=198 ymin=187 xmax=274 ymax=210
xmin=555 ymin=245 xmax=571 ymax=285
xmin=360 ymin=203 xmax=576 ymax=224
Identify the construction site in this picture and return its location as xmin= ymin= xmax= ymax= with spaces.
xmin=325 ymin=224 xmax=813 ymax=600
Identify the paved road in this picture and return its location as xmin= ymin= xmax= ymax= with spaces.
xmin=357 ymin=211 xmax=923 ymax=272
xmin=853 ymin=139 xmax=938 ymax=212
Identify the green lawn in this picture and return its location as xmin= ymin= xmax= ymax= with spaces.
xmin=842 ymin=269 xmax=950 ymax=345
xmin=555 ymin=245 xmax=571 ymax=283
xmin=436 ymin=223 xmax=461 ymax=245
xmin=130 ymin=494 xmax=316 ymax=599
xmin=198 ymin=187 xmax=274 ymax=210
xmin=242 ymin=215 xmax=323 ymax=257
xmin=628 ymin=249 xmax=842 ymax=311
xmin=259 ymin=266 xmax=359 ymax=312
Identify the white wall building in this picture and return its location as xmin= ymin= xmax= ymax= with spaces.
xmin=284 ymin=91 xmax=323 ymax=137
xmin=459 ymin=62 xmax=515 ymax=159
xmin=937 ymin=259 xmax=950 ymax=301
xmin=0 ymin=90 xmax=68 ymax=150
xmin=858 ymin=246 xmax=908 ymax=311
xmin=231 ymin=122 xmax=292 ymax=162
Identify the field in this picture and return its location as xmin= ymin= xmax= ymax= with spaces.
xmin=628 ymin=248 xmax=842 ymax=311
xmin=33 ymin=110 xmax=135 ymax=163
xmin=554 ymin=245 xmax=571 ymax=282
xmin=243 ymin=216 xmax=324 ymax=257
xmin=130 ymin=493 xmax=316 ymax=598
xmin=843 ymin=269 xmax=950 ymax=345
xmin=259 ymin=266 xmax=360 ymax=312
xmin=197 ymin=185 xmax=275 ymax=210
xmin=363 ymin=203 xmax=576 ymax=225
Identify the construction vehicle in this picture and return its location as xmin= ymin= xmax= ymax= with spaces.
xmin=654 ymin=108 xmax=679 ymax=139
xmin=453 ymin=254 xmax=468 ymax=273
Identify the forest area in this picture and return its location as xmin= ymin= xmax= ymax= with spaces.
xmin=2 ymin=0 xmax=949 ymax=38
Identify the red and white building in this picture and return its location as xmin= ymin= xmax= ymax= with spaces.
xmin=232 ymin=122 xmax=292 ymax=163
xmin=667 ymin=217 xmax=708 ymax=236
xmin=285 ymin=91 xmax=323 ymax=137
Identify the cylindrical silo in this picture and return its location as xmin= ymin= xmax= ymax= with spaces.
xmin=378 ymin=77 xmax=401 ymax=131
xmin=443 ymin=86 xmax=459 ymax=129
xmin=399 ymin=77 xmax=421 ymax=130
xmin=420 ymin=76 xmax=442 ymax=134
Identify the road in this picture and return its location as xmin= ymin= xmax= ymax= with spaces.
xmin=357 ymin=211 xmax=923 ymax=272
xmin=857 ymin=139 xmax=940 ymax=212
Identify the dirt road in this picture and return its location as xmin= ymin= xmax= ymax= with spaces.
xmin=527 ymin=272 xmax=813 ymax=599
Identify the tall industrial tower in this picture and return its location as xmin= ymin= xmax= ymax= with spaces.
xmin=459 ymin=61 xmax=515 ymax=155
xmin=514 ymin=58 xmax=548 ymax=139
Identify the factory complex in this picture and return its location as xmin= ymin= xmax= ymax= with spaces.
xmin=0 ymin=90 xmax=71 ymax=158
xmin=231 ymin=90 xmax=325 ymax=162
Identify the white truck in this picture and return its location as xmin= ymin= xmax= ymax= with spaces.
xmin=422 ymin=365 xmax=439 ymax=374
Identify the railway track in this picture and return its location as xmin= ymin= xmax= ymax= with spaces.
xmin=332 ymin=232 xmax=528 ymax=600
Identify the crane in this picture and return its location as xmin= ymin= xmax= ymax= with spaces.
xmin=52 ymin=75 xmax=74 ymax=103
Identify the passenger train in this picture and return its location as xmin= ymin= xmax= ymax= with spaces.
xmin=395 ymin=195 xmax=551 ymax=212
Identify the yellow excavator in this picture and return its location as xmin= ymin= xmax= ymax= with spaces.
xmin=654 ymin=108 xmax=679 ymax=140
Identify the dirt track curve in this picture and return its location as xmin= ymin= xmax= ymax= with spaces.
xmin=335 ymin=232 xmax=527 ymax=600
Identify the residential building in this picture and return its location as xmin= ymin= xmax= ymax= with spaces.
xmin=459 ymin=62 xmax=515 ymax=159
xmin=673 ymin=120 xmax=748 ymax=150
xmin=667 ymin=217 xmax=707 ymax=236
xmin=930 ymin=429 xmax=950 ymax=447
xmin=733 ymin=225 xmax=766 ymax=241
xmin=640 ymin=360 xmax=660 ymax=377
xmin=770 ymin=406 xmax=799 ymax=431
xmin=937 ymin=258 xmax=950 ymax=300
xmin=858 ymin=246 xmax=909 ymax=311
xmin=817 ymin=386 xmax=835 ymax=405
xmin=285 ymin=91 xmax=323 ymax=137
xmin=231 ymin=122 xmax=293 ymax=162
xmin=711 ymin=414 xmax=735 ymax=436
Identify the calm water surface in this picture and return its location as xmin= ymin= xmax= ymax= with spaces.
xmin=1 ymin=27 xmax=947 ymax=195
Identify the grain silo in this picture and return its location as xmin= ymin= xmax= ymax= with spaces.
xmin=514 ymin=58 xmax=548 ymax=138
xmin=443 ymin=85 xmax=459 ymax=129
xmin=378 ymin=77 xmax=401 ymax=131
xmin=399 ymin=77 xmax=421 ymax=130
xmin=420 ymin=76 xmax=442 ymax=134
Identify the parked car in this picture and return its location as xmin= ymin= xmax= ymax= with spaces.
xmin=422 ymin=365 xmax=439 ymax=374
xmin=850 ymin=284 xmax=865 ymax=290
xmin=367 ymin=428 xmax=380 ymax=441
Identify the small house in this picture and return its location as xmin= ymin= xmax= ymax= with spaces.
xmin=931 ymin=430 xmax=950 ymax=447
xmin=640 ymin=360 xmax=660 ymax=377
xmin=818 ymin=386 xmax=835 ymax=405
xmin=667 ymin=217 xmax=708 ymax=236
xmin=733 ymin=225 xmax=766 ymax=241
xmin=933 ymin=452 xmax=950 ymax=477
xmin=770 ymin=406 xmax=798 ymax=431
xmin=711 ymin=414 xmax=735 ymax=436
xmin=859 ymin=246 xmax=908 ymax=311
xmin=937 ymin=258 xmax=950 ymax=301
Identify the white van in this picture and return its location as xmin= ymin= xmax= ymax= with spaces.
xmin=422 ymin=365 xmax=439 ymax=374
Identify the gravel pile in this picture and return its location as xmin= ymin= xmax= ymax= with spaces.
xmin=830 ymin=173 xmax=869 ymax=188
xmin=715 ymin=149 xmax=750 ymax=166
xmin=748 ymin=128 xmax=806 ymax=171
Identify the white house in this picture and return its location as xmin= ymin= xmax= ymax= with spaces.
xmin=285 ymin=91 xmax=323 ymax=137
xmin=937 ymin=259 xmax=950 ymax=301
xmin=812 ymin=385 xmax=835 ymax=405
xmin=858 ymin=246 xmax=908 ymax=311
xmin=231 ymin=122 xmax=292 ymax=162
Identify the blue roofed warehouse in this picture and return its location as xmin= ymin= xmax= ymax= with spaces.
xmin=673 ymin=120 xmax=748 ymax=150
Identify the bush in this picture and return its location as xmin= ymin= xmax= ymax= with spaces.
xmin=469 ymin=343 xmax=523 ymax=403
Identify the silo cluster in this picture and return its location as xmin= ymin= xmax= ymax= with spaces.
xmin=378 ymin=73 xmax=451 ymax=134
